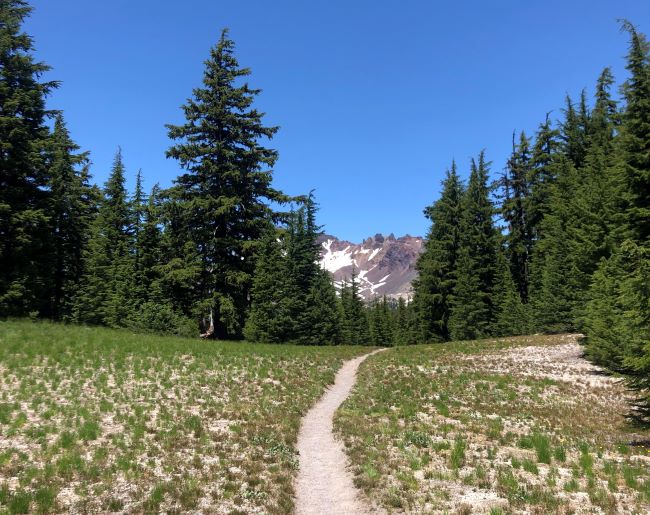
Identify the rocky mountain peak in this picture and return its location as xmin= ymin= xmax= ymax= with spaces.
xmin=318 ymin=233 xmax=423 ymax=300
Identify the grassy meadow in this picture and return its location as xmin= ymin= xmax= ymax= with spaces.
xmin=0 ymin=320 xmax=370 ymax=514
xmin=336 ymin=334 xmax=650 ymax=514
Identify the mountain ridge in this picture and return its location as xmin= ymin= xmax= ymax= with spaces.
xmin=318 ymin=233 xmax=423 ymax=300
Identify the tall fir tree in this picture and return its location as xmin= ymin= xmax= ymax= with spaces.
xmin=448 ymin=152 xmax=500 ymax=340
xmin=498 ymin=132 xmax=533 ymax=302
xmin=165 ymin=29 xmax=287 ymax=338
xmin=0 ymin=0 xmax=57 ymax=316
xmin=74 ymin=150 xmax=134 ymax=326
xmin=491 ymin=246 xmax=530 ymax=336
xmin=339 ymin=269 xmax=370 ymax=345
xmin=618 ymin=21 xmax=650 ymax=243
xmin=291 ymin=194 xmax=340 ymax=345
xmin=45 ymin=114 xmax=96 ymax=320
xmin=244 ymin=226 xmax=294 ymax=343
xmin=527 ymin=115 xmax=560 ymax=246
xmin=412 ymin=162 xmax=464 ymax=342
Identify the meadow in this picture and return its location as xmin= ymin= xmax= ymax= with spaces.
xmin=0 ymin=321 xmax=369 ymax=514
xmin=336 ymin=334 xmax=650 ymax=514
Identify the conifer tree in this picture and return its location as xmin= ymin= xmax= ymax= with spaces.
xmin=393 ymin=297 xmax=411 ymax=345
xmin=244 ymin=227 xmax=294 ymax=343
xmin=618 ymin=21 xmax=650 ymax=243
xmin=528 ymin=157 xmax=582 ymax=332
xmin=412 ymin=162 xmax=464 ymax=342
xmin=339 ymin=269 xmax=370 ymax=345
xmin=491 ymin=247 xmax=530 ymax=336
xmin=0 ymin=0 xmax=57 ymax=316
xmin=165 ymin=29 xmax=287 ymax=338
xmin=291 ymin=194 xmax=340 ymax=345
xmin=584 ymin=242 xmax=650 ymax=424
xmin=74 ymin=150 xmax=134 ymax=326
xmin=45 ymin=114 xmax=95 ymax=319
xmin=561 ymin=93 xmax=590 ymax=170
xmin=498 ymin=132 xmax=533 ymax=302
xmin=449 ymin=152 xmax=500 ymax=340
xmin=527 ymin=115 xmax=560 ymax=244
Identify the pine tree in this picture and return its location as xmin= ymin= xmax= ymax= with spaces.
xmin=165 ymin=29 xmax=287 ymax=338
xmin=583 ymin=242 xmax=650 ymax=424
xmin=528 ymin=156 xmax=581 ymax=332
xmin=45 ymin=114 xmax=95 ymax=320
xmin=412 ymin=162 xmax=464 ymax=342
xmin=618 ymin=21 xmax=650 ymax=243
xmin=560 ymin=93 xmax=590 ymax=170
xmin=339 ymin=269 xmax=370 ymax=345
xmin=0 ymin=0 xmax=57 ymax=316
xmin=393 ymin=297 xmax=411 ymax=345
xmin=449 ymin=152 xmax=500 ymax=340
xmin=244 ymin=227 xmax=294 ymax=343
xmin=291 ymin=194 xmax=340 ymax=345
xmin=491 ymin=247 xmax=530 ymax=336
xmin=74 ymin=150 xmax=134 ymax=326
xmin=498 ymin=132 xmax=533 ymax=302
xmin=527 ymin=115 xmax=560 ymax=245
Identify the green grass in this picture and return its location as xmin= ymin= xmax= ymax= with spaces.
xmin=335 ymin=333 xmax=650 ymax=513
xmin=0 ymin=320 xmax=371 ymax=514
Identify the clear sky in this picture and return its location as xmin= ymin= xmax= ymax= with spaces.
xmin=27 ymin=1 xmax=650 ymax=242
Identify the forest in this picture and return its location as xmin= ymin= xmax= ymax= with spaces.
xmin=0 ymin=0 xmax=648 ymax=426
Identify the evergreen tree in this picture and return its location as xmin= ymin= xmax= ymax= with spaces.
xmin=339 ymin=269 xmax=370 ymax=345
xmin=393 ymin=297 xmax=411 ymax=345
xmin=291 ymin=194 xmax=340 ymax=345
xmin=560 ymin=93 xmax=590 ymax=170
xmin=412 ymin=162 xmax=464 ymax=342
xmin=528 ymin=157 xmax=581 ymax=332
xmin=449 ymin=152 xmax=500 ymax=340
xmin=45 ymin=114 xmax=95 ymax=319
xmin=527 ymin=115 xmax=560 ymax=245
xmin=244 ymin=227 xmax=294 ymax=343
xmin=498 ymin=132 xmax=533 ymax=302
xmin=0 ymin=0 xmax=57 ymax=316
xmin=583 ymin=242 xmax=650 ymax=424
xmin=165 ymin=29 xmax=287 ymax=338
xmin=491 ymin=247 xmax=530 ymax=336
xmin=74 ymin=150 xmax=134 ymax=326
xmin=618 ymin=21 xmax=650 ymax=243
xmin=369 ymin=296 xmax=393 ymax=346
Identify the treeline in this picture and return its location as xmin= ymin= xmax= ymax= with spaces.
xmin=409 ymin=21 xmax=649 ymax=425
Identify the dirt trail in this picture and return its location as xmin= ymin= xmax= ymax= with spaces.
xmin=294 ymin=349 xmax=385 ymax=515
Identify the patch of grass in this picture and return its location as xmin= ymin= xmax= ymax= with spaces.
xmin=336 ymin=333 xmax=650 ymax=513
xmin=449 ymin=437 xmax=466 ymax=470
xmin=0 ymin=320 xmax=371 ymax=513
xmin=564 ymin=478 xmax=579 ymax=492
xmin=522 ymin=459 xmax=539 ymax=475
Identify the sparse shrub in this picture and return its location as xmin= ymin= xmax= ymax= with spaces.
xmin=404 ymin=430 xmax=431 ymax=448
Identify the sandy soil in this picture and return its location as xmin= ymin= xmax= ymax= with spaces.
xmin=294 ymin=349 xmax=386 ymax=515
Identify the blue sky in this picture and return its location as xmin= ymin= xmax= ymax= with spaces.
xmin=28 ymin=1 xmax=649 ymax=242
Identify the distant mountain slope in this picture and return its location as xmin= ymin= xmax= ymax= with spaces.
xmin=318 ymin=233 xmax=423 ymax=300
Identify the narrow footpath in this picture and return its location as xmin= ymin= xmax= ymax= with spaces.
xmin=294 ymin=349 xmax=386 ymax=515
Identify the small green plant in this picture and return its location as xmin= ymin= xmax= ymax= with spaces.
xmin=564 ymin=478 xmax=579 ymax=492
xmin=449 ymin=437 xmax=466 ymax=470
xmin=522 ymin=459 xmax=539 ymax=475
